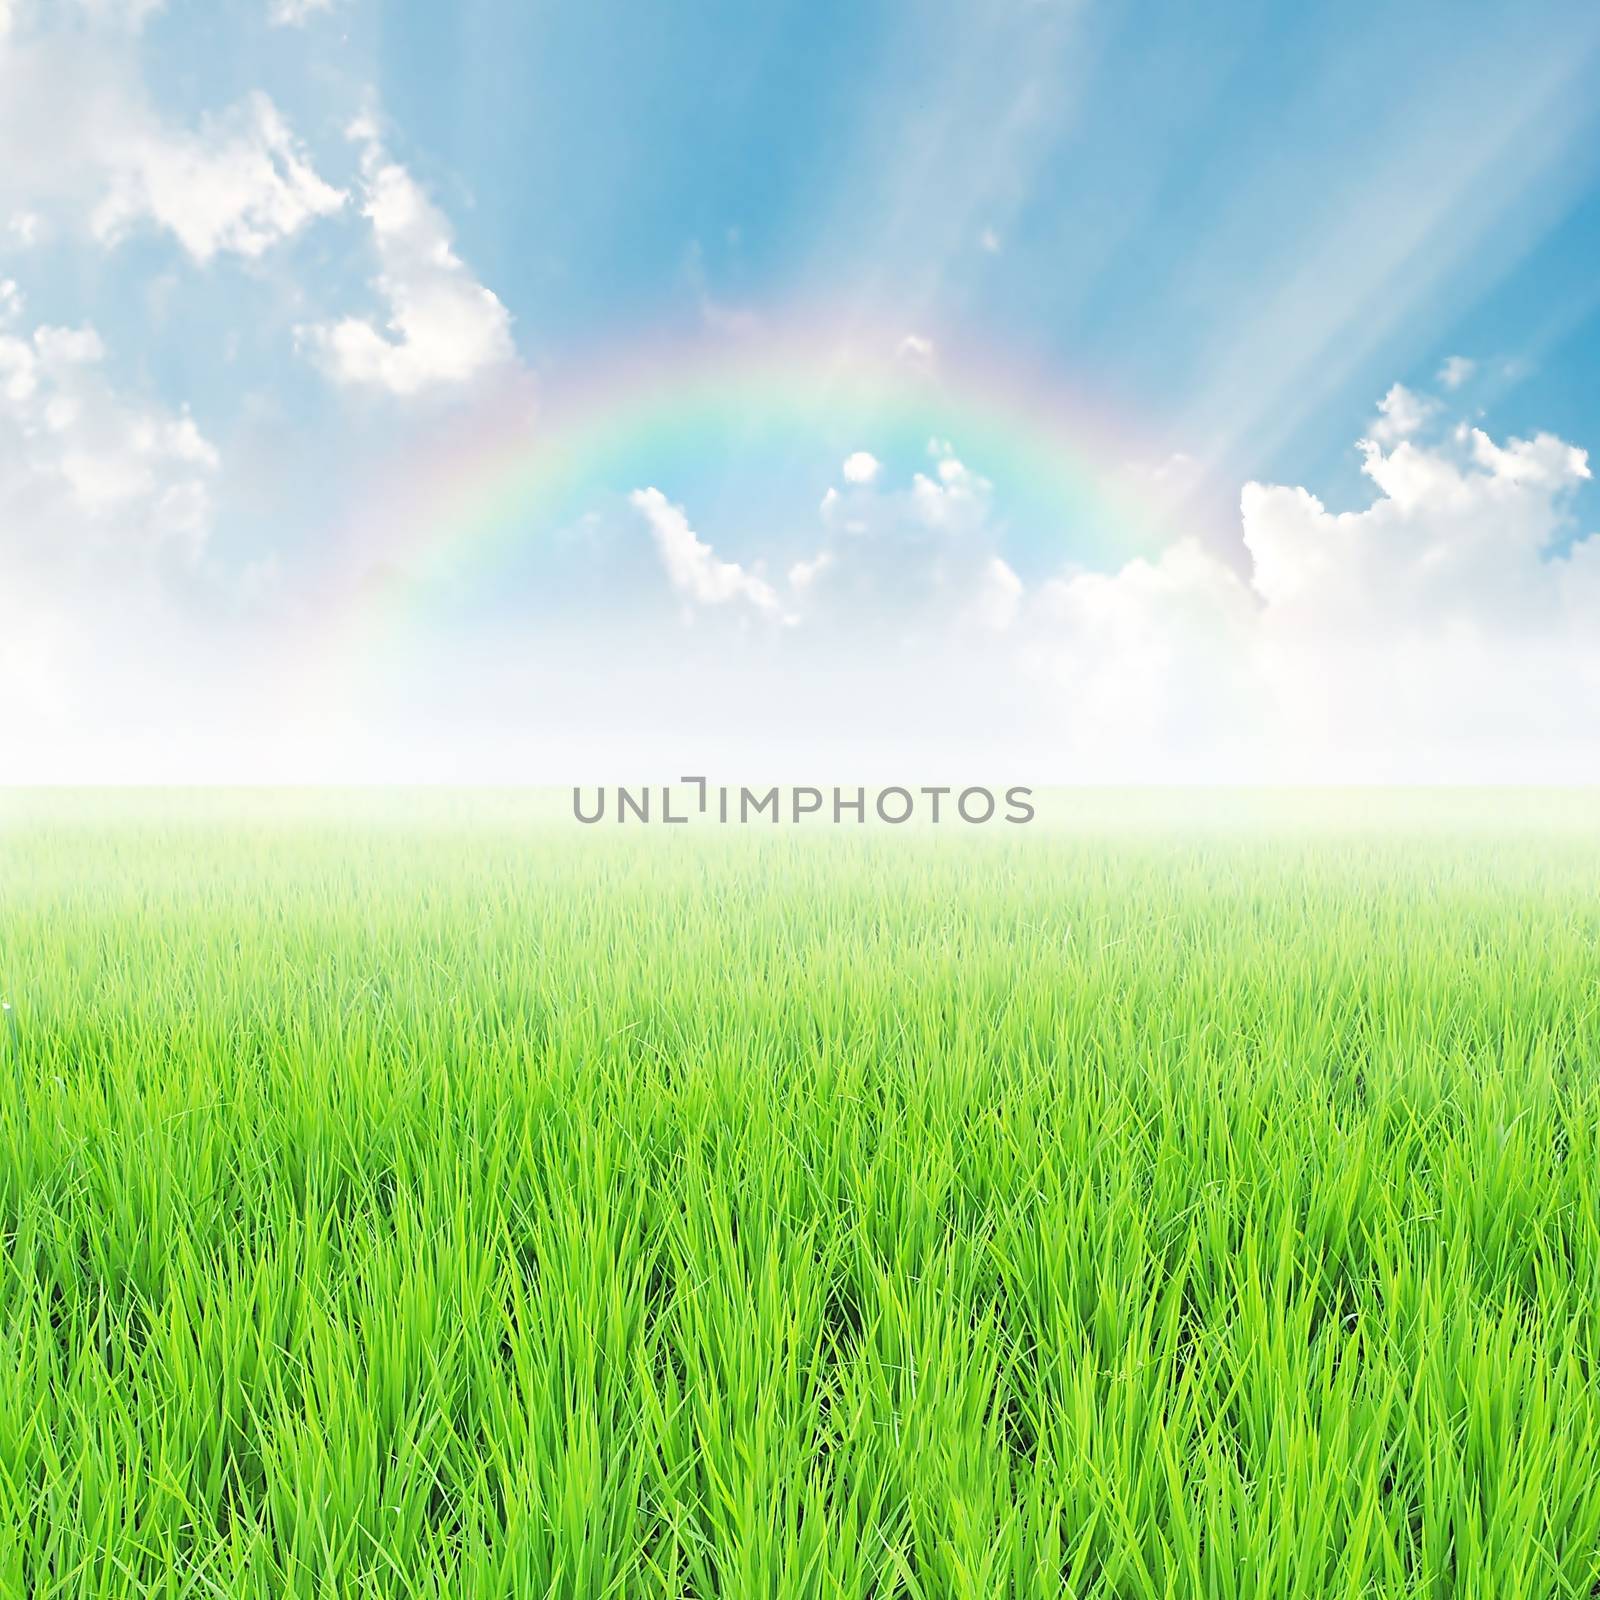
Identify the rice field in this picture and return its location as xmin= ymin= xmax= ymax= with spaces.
xmin=3 ymin=790 xmax=1600 ymax=1598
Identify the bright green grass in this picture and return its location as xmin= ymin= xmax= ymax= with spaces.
xmin=3 ymin=791 xmax=1600 ymax=1598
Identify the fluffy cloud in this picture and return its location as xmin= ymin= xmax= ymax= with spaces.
xmin=1247 ymin=427 xmax=1588 ymax=614
xmin=0 ymin=294 xmax=221 ymax=743
xmin=782 ymin=441 xmax=1006 ymax=630
xmin=298 ymin=124 xmax=513 ymax=396
xmin=615 ymin=443 xmax=1013 ymax=652
xmin=630 ymin=487 xmax=779 ymax=616
xmin=969 ymin=555 xmax=1023 ymax=631
xmin=0 ymin=28 xmax=340 ymax=264
xmin=909 ymin=448 xmax=993 ymax=531
xmin=787 ymin=549 xmax=834 ymax=591
xmin=0 ymin=304 xmax=218 ymax=561
xmin=92 ymin=92 xmax=344 ymax=262
xmin=1241 ymin=419 xmax=1596 ymax=776
xmin=1008 ymin=396 xmax=1599 ymax=778
xmin=1022 ymin=539 xmax=1260 ymax=764
xmin=1437 ymin=355 xmax=1476 ymax=390
xmin=1 ymin=331 xmax=217 ymax=563
xmin=1367 ymin=381 xmax=1438 ymax=444
xmin=634 ymin=392 xmax=1600 ymax=778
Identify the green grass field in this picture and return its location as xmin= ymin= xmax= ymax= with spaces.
xmin=3 ymin=791 xmax=1600 ymax=1598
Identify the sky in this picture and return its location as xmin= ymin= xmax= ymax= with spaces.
xmin=2 ymin=0 xmax=1599 ymax=782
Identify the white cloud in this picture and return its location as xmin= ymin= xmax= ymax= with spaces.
xmin=0 ymin=316 xmax=218 ymax=555
xmin=1437 ymin=354 xmax=1476 ymax=390
xmin=788 ymin=549 xmax=834 ymax=591
xmin=268 ymin=0 xmax=331 ymax=24
xmin=1367 ymin=381 xmax=1438 ymax=445
xmin=1006 ymin=400 xmax=1599 ymax=778
xmin=726 ymin=395 xmax=1600 ymax=778
xmin=1466 ymin=426 xmax=1585 ymax=488
xmin=0 ymin=33 xmax=340 ymax=266
xmin=92 ymin=92 xmax=343 ymax=262
xmin=910 ymin=454 xmax=992 ymax=529
xmin=1024 ymin=538 xmax=1260 ymax=761
xmin=978 ymin=227 xmax=1001 ymax=253
xmin=630 ymin=487 xmax=779 ymax=615
xmin=299 ymin=126 xmax=513 ymax=396
xmin=0 ymin=295 xmax=232 ymax=757
xmin=1240 ymin=423 xmax=1596 ymax=777
xmin=1245 ymin=423 xmax=1589 ymax=616
xmin=969 ymin=555 xmax=1022 ymax=631
xmin=786 ymin=448 xmax=1006 ymax=627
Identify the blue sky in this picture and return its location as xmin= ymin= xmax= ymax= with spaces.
xmin=3 ymin=0 xmax=1600 ymax=780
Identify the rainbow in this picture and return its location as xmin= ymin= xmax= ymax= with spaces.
xmin=300 ymin=318 xmax=1180 ymax=702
